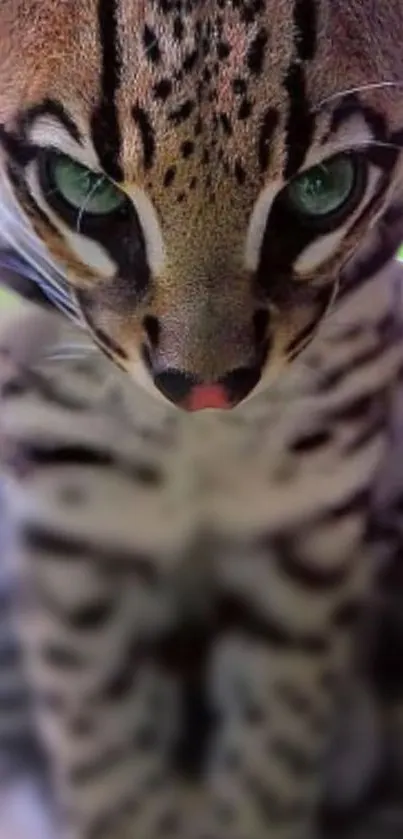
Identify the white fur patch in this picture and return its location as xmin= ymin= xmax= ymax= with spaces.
xmin=125 ymin=187 xmax=166 ymax=274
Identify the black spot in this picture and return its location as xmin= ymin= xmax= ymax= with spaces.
xmin=163 ymin=166 xmax=176 ymax=187
xmin=173 ymin=15 xmax=184 ymax=40
xmin=202 ymin=36 xmax=210 ymax=56
xmin=258 ymin=107 xmax=278 ymax=172
xmin=0 ymin=379 xmax=28 ymax=398
xmin=101 ymin=660 xmax=135 ymax=701
xmin=233 ymin=77 xmax=247 ymax=95
xmin=177 ymin=191 xmax=186 ymax=203
xmin=181 ymin=140 xmax=195 ymax=158
xmin=194 ymin=116 xmax=203 ymax=135
xmin=333 ymin=599 xmax=362 ymax=628
xmin=142 ymin=24 xmax=161 ymax=63
xmin=167 ymin=625 xmax=218 ymax=780
xmin=293 ymin=0 xmax=318 ymax=61
xmin=290 ymin=429 xmax=331 ymax=453
xmin=90 ymin=0 xmax=123 ymax=181
xmin=240 ymin=0 xmax=264 ymax=25
xmin=234 ymin=160 xmax=246 ymax=184
xmin=189 ymin=176 xmax=197 ymax=189
xmin=217 ymin=41 xmax=231 ymax=59
xmin=247 ymin=28 xmax=268 ymax=75
xmin=220 ymin=113 xmax=232 ymax=135
xmin=214 ymin=593 xmax=328 ymax=653
xmin=70 ymin=599 xmax=114 ymax=630
xmin=129 ymin=462 xmax=164 ymax=486
xmin=168 ymin=99 xmax=195 ymax=124
xmin=18 ymin=442 xmax=115 ymax=469
xmin=238 ymin=99 xmax=253 ymax=120
xmin=132 ymin=104 xmax=155 ymax=170
xmin=182 ymin=49 xmax=198 ymax=73
xmin=22 ymin=525 xmax=160 ymax=580
xmin=153 ymin=78 xmax=173 ymax=100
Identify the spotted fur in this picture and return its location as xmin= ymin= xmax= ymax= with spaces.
xmin=1 ymin=1 xmax=403 ymax=838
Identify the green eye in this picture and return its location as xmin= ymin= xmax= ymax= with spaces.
xmin=43 ymin=153 xmax=126 ymax=217
xmin=285 ymin=155 xmax=358 ymax=220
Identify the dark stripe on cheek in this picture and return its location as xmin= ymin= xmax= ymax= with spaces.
xmin=293 ymin=0 xmax=318 ymax=61
xmin=283 ymin=62 xmax=315 ymax=179
xmin=91 ymin=0 xmax=123 ymax=182
xmin=132 ymin=105 xmax=156 ymax=170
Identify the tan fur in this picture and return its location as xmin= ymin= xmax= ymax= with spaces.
xmin=1 ymin=0 xmax=403 ymax=393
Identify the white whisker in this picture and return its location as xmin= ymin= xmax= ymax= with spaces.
xmin=360 ymin=139 xmax=403 ymax=154
xmin=0 ymin=171 xmax=84 ymax=322
xmin=76 ymin=176 xmax=106 ymax=234
xmin=315 ymin=80 xmax=403 ymax=110
xmin=44 ymin=345 xmax=98 ymax=361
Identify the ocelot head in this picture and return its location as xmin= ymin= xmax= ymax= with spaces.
xmin=1 ymin=0 xmax=403 ymax=410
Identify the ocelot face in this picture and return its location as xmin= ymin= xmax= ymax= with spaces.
xmin=1 ymin=0 xmax=403 ymax=410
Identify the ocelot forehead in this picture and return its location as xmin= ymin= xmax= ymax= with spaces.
xmin=3 ymin=0 xmax=401 ymax=249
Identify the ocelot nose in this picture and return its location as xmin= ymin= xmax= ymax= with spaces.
xmin=153 ymin=365 xmax=261 ymax=411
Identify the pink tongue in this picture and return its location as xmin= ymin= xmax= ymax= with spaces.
xmin=186 ymin=384 xmax=230 ymax=411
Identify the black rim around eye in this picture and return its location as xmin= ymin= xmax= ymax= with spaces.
xmin=279 ymin=153 xmax=367 ymax=233
xmin=38 ymin=151 xmax=131 ymax=230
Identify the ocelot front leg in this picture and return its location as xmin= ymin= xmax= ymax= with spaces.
xmin=3 ymin=484 xmax=376 ymax=839
xmin=205 ymin=506 xmax=376 ymax=839
xmin=1 ymin=409 xmax=388 ymax=839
